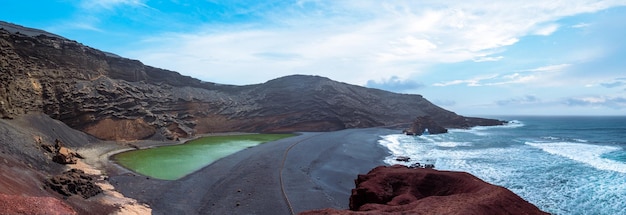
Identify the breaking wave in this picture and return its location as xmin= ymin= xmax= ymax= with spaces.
xmin=525 ymin=141 xmax=626 ymax=173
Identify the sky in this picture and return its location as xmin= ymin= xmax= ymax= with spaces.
xmin=1 ymin=0 xmax=626 ymax=116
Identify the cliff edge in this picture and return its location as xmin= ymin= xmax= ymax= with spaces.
xmin=302 ymin=165 xmax=548 ymax=215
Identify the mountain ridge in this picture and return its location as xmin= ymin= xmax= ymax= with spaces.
xmin=0 ymin=21 xmax=504 ymax=141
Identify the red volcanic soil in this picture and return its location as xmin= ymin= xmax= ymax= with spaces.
xmin=0 ymin=114 xmax=121 ymax=214
xmin=0 ymin=193 xmax=76 ymax=215
xmin=302 ymin=165 xmax=548 ymax=215
xmin=0 ymin=156 xmax=77 ymax=214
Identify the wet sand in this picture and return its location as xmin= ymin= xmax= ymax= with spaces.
xmin=108 ymin=128 xmax=394 ymax=214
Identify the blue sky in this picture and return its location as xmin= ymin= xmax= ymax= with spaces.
xmin=2 ymin=0 xmax=625 ymax=116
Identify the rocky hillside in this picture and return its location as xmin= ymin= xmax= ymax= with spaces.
xmin=0 ymin=21 xmax=503 ymax=141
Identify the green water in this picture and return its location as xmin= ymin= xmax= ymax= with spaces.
xmin=113 ymin=134 xmax=295 ymax=180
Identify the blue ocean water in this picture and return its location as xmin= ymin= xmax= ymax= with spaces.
xmin=378 ymin=116 xmax=626 ymax=215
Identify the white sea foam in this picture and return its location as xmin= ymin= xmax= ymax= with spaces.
xmin=377 ymin=120 xmax=626 ymax=215
xmin=467 ymin=120 xmax=525 ymax=130
xmin=573 ymin=138 xmax=588 ymax=143
xmin=541 ymin=136 xmax=589 ymax=143
xmin=378 ymin=134 xmax=513 ymax=178
xmin=542 ymin=136 xmax=560 ymax=141
xmin=505 ymin=120 xmax=524 ymax=128
xmin=525 ymin=141 xmax=626 ymax=173
xmin=449 ymin=128 xmax=489 ymax=136
xmin=435 ymin=141 xmax=472 ymax=147
xmin=448 ymin=120 xmax=524 ymax=136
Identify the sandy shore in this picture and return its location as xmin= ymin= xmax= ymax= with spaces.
xmin=71 ymin=144 xmax=155 ymax=215
xmin=106 ymin=128 xmax=395 ymax=214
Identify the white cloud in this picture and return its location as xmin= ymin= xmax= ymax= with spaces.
xmin=433 ymin=74 xmax=499 ymax=87
xmin=125 ymin=1 xmax=626 ymax=85
xmin=565 ymin=96 xmax=626 ymax=109
xmin=524 ymin=64 xmax=571 ymax=72
xmin=365 ymin=76 xmax=424 ymax=92
xmin=600 ymin=78 xmax=626 ymax=88
xmin=572 ymin=22 xmax=591 ymax=28
xmin=80 ymin=0 xmax=147 ymax=10
xmin=497 ymin=95 xmax=542 ymax=106
xmin=432 ymin=62 xmax=579 ymax=87
xmin=473 ymin=56 xmax=504 ymax=62
xmin=51 ymin=0 xmax=150 ymax=34
xmin=533 ymin=24 xmax=560 ymax=36
xmin=486 ymin=73 xmax=536 ymax=86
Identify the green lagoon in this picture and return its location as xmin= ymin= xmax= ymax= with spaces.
xmin=113 ymin=134 xmax=295 ymax=180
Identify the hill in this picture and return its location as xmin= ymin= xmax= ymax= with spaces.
xmin=0 ymin=21 xmax=503 ymax=141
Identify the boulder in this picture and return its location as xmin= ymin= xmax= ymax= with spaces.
xmin=395 ymin=156 xmax=410 ymax=162
xmin=43 ymin=139 xmax=82 ymax=164
xmin=52 ymin=146 xmax=79 ymax=164
xmin=301 ymin=165 xmax=548 ymax=215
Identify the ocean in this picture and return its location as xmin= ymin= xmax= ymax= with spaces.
xmin=378 ymin=116 xmax=626 ymax=215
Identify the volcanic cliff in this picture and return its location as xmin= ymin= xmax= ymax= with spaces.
xmin=0 ymin=21 xmax=503 ymax=141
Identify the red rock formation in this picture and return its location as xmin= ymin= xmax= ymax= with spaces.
xmin=302 ymin=165 xmax=548 ymax=215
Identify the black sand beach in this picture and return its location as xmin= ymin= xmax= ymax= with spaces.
xmin=109 ymin=128 xmax=394 ymax=214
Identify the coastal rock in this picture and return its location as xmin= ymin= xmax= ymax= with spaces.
xmin=301 ymin=165 xmax=548 ymax=215
xmin=45 ymin=169 xmax=103 ymax=199
xmin=402 ymin=116 xmax=448 ymax=135
xmin=1 ymin=21 xmax=505 ymax=141
xmin=395 ymin=156 xmax=410 ymax=162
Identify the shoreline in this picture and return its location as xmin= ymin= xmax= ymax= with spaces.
xmin=106 ymin=128 xmax=394 ymax=214
xmin=110 ymin=133 xmax=297 ymax=180
xmin=66 ymin=131 xmax=310 ymax=214
xmin=81 ymin=132 xmax=260 ymax=176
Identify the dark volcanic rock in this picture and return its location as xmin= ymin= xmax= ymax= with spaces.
xmin=45 ymin=169 xmax=103 ymax=199
xmin=301 ymin=165 xmax=548 ymax=215
xmin=1 ymin=21 xmax=504 ymax=141
xmin=402 ymin=116 xmax=448 ymax=135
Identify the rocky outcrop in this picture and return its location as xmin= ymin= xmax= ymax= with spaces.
xmin=45 ymin=169 xmax=103 ymax=199
xmin=402 ymin=116 xmax=448 ymax=135
xmin=302 ymin=165 xmax=548 ymax=215
xmin=41 ymin=139 xmax=83 ymax=164
xmin=1 ymin=21 xmax=505 ymax=141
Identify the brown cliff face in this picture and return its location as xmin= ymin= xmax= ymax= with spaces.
xmin=1 ymin=21 xmax=503 ymax=141
xmin=302 ymin=165 xmax=548 ymax=215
